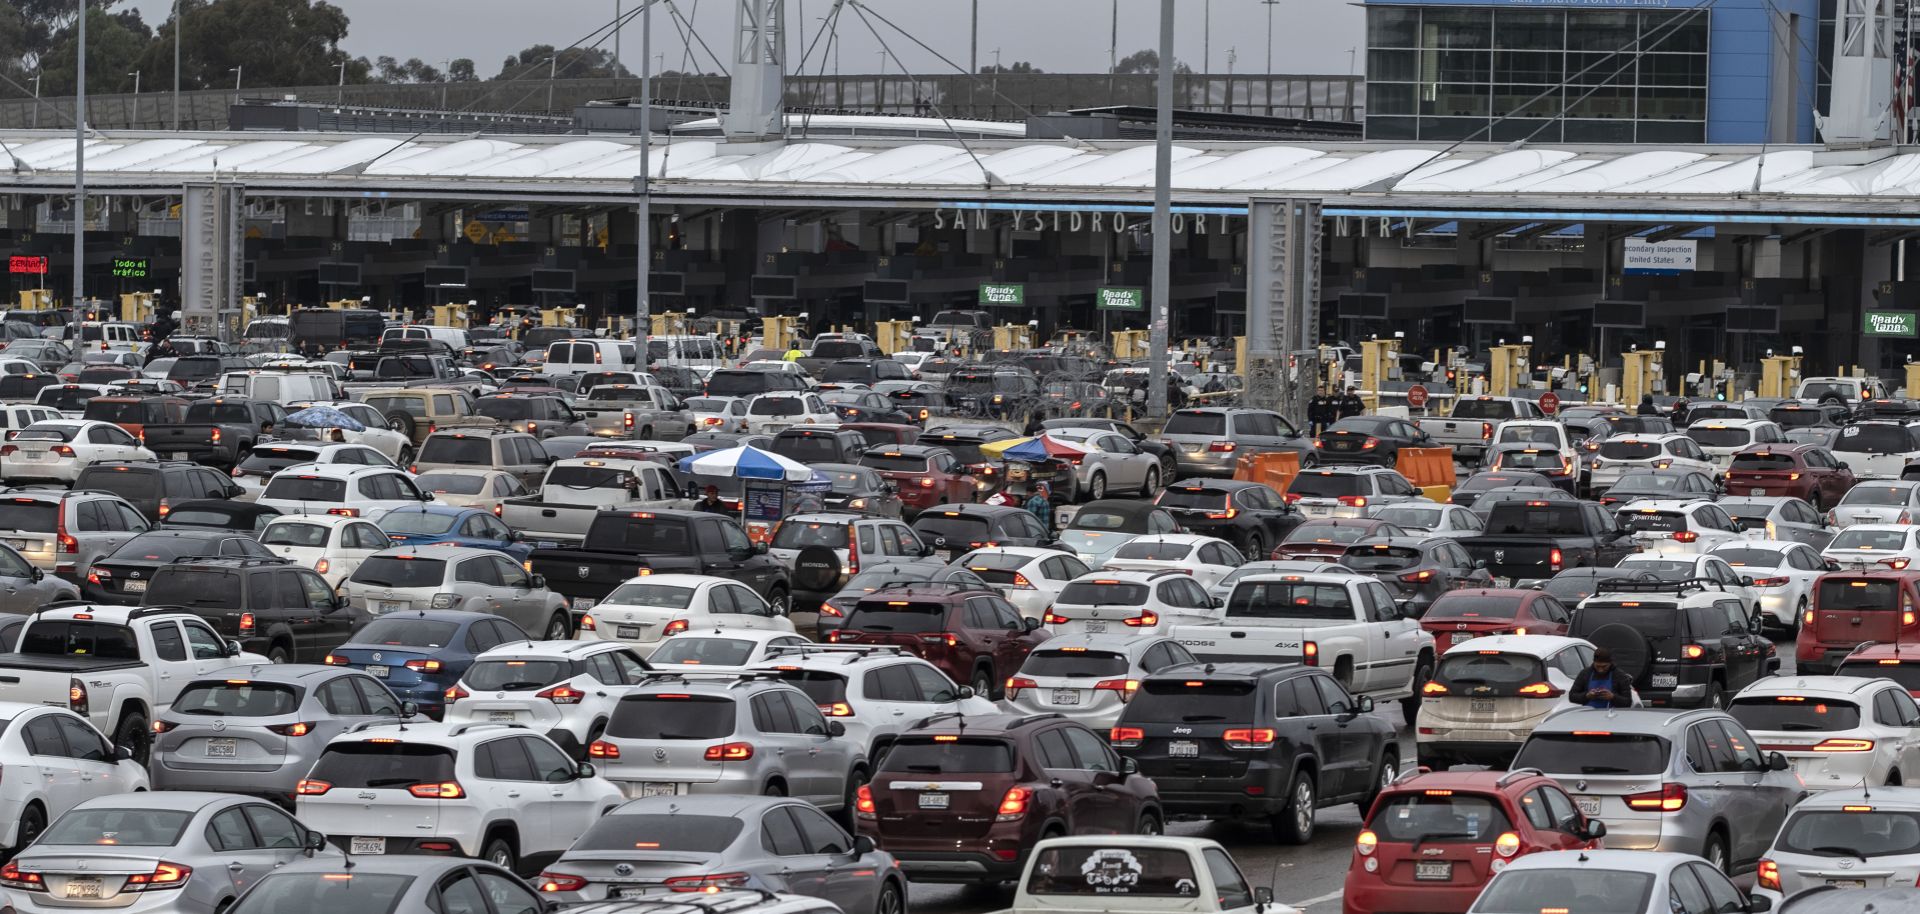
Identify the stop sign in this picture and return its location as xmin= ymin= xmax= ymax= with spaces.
xmin=1539 ymin=391 xmax=1561 ymax=415
xmin=1406 ymin=384 xmax=1429 ymax=409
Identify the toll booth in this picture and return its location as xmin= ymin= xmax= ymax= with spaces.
xmin=1488 ymin=344 xmax=1531 ymax=396
xmin=325 ymin=299 xmax=362 ymax=311
xmin=1112 ymin=330 xmax=1148 ymax=360
xmin=1621 ymin=350 xmax=1665 ymax=405
xmin=432 ymin=304 xmax=470 ymax=328
xmin=540 ymin=308 xmax=577 ymax=328
xmin=117 ymin=293 xmax=154 ymax=324
xmin=1359 ymin=340 xmax=1398 ymax=411
xmin=875 ymin=320 xmax=913 ymax=355
xmin=1234 ymin=336 xmax=1247 ymax=375
xmin=15 ymin=290 xmax=52 ymax=310
xmin=650 ymin=311 xmax=692 ymax=337
xmin=762 ymin=316 xmax=798 ymax=351
xmin=1760 ymin=356 xmax=1802 ymax=399
xmin=994 ymin=325 xmax=1035 ymax=351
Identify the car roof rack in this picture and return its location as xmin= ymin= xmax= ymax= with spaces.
xmin=635 ymin=669 xmax=784 ymax=688
xmin=1495 ymin=767 xmax=1546 ymax=787
xmin=763 ymin=644 xmax=907 ymax=663
xmin=1585 ymin=577 xmax=1733 ymax=596
xmin=167 ymin=556 xmax=293 ymax=568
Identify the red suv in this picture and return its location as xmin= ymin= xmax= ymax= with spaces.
xmin=1420 ymin=589 xmax=1573 ymax=654
xmin=858 ymin=445 xmax=980 ymax=515
xmin=1342 ymin=769 xmax=1604 ymax=914
xmin=854 ymin=712 xmax=1163 ymax=885
xmin=1724 ymin=443 xmax=1857 ymax=510
xmin=1796 ymin=569 xmax=1920 ymax=674
xmin=828 ymin=584 xmax=1051 ymax=698
xmin=1837 ymin=642 xmax=1920 ymax=696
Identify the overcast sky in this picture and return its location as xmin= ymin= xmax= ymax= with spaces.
xmin=121 ymin=0 xmax=1364 ymax=79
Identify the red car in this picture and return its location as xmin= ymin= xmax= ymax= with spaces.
xmin=841 ymin=422 xmax=921 ymax=448
xmin=1272 ymin=518 xmax=1410 ymax=560
xmin=858 ymin=444 xmax=979 ymax=514
xmin=1837 ymin=642 xmax=1920 ymax=697
xmin=1796 ymin=569 xmax=1920 ymax=674
xmin=1420 ymin=588 xmax=1573 ymax=654
xmin=828 ymin=583 xmax=1050 ymax=697
xmin=1342 ymin=769 xmax=1604 ymax=914
xmin=1723 ymin=443 xmax=1857 ymax=510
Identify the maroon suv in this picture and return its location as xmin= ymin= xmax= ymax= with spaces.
xmin=1724 ymin=443 xmax=1857 ymax=510
xmin=854 ymin=712 xmax=1163 ymax=884
xmin=828 ymin=584 xmax=1050 ymax=697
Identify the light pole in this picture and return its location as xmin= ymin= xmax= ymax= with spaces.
xmin=636 ymin=0 xmax=651 ymax=359
xmin=170 ymin=0 xmax=180 ymax=129
xmin=1204 ymin=0 xmax=1211 ymax=75
xmin=230 ymin=66 xmax=242 ymax=91
xmin=1262 ymin=0 xmax=1278 ymax=114
xmin=29 ymin=75 xmax=41 ymax=129
xmin=545 ymin=55 xmax=557 ymax=115
xmin=438 ymin=59 xmax=450 ymax=108
xmin=73 ymin=0 xmax=87 ymax=329
xmin=335 ymin=60 xmax=347 ymax=105
xmin=970 ymin=0 xmax=979 ymax=75
xmin=877 ymin=50 xmax=888 ymax=112
xmin=129 ymin=71 xmax=140 ymax=125
xmin=991 ymin=48 xmax=1001 ymax=115
xmin=1148 ymin=0 xmax=1173 ymax=419
xmin=614 ymin=0 xmax=622 ymax=77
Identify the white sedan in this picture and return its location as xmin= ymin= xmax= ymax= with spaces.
xmin=578 ymin=573 xmax=797 ymax=656
xmin=0 ymin=420 xmax=154 ymax=483
xmin=1707 ymin=540 xmax=1829 ymax=633
xmin=645 ymin=629 xmax=813 ymax=671
xmin=259 ymin=513 xmax=393 ymax=587
xmin=1822 ymin=524 xmax=1920 ymax=573
xmin=288 ymin=400 xmax=417 ymax=464
xmin=0 ymin=702 xmax=150 ymax=857
xmin=1098 ymin=533 xmax=1248 ymax=591
xmin=684 ymin=396 xmax=749 ymax=434
xmin=1042 ymin=427 xmax=1165 ymax=500
xmin=953 ymin=546 xmax=1094 ymax=619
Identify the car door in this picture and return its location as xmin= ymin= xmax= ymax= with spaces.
xmin=1711 ymin=598 xmax=1763 ymax=688
xmin=749 ymin=692 xmax=818 ymax=800
xmin=200 ymin=805 xmax=280 ymax=899
xmin=52 ymin=713 xmax=122 ymax=796
xmin=473 ymin=736 xmax=554 ymax=853
xmin=20 ymin=712 xmax=82 ymax=812
xmin=980 ymin=597 xmax=1031 ymax=679
xmin=1031 ymin=726 xmax=1100 ymax=829
xmin=1685 ymin=721 xmax=1763 ymax=864
xmin=788 ymin=798 xmax=877 ymax=914
xmin=240 ymin=803 xmax=314 ymax=890
xmin=784 ymin=691 xmax=853 ymax=804
xmin=759 ymin=805 xmax=835 ymax=898
xmin=1687 ymin=861 xmax=1753 ymax=914
xmin=1309 ymin=674 xmax=1375 ymax=801
xmin=177 ymin=620 xmax=235 ymax=703
xmin=727 ymin=584 xmax=784 ymax=633
xmin=488 ymin=556 xmax=546 ymax=634
xmin=1277 ymin=677 xmax=1351 ymax=797
xmin=1063 ymin=725 xmax=1134 ymax=833
xmin=522 ymin=735 xmax=599 ymax=849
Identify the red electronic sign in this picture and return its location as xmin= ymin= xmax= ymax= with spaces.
xmin=7 ymin=256 xmax=47 ymax=275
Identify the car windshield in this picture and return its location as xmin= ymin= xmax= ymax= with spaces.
xmin=603 ymin=583 xmax=696 ymax=609
xmin=1287 ymin=473 xmax=1364 ymax=498
xmin=879 ymin=737 xmax=1014 ymax=773
xmin=260 ymin=476 xmax=347 ymax=502
xmin=40 ymin=808 xmax=194 ymax=847
xmin=1471 ymin=870 xmax=1653 ymax=914
xmin=142 ymin=568 xmax=243 ymax=609
xmin=1832 ymin=529 xmax=1912 ymax=550
xmin=349 ymin=556 xmax=446 ymax=589
xmin=353 ymin=619 xmax=462 ymax=648
xmin=1425 ymin=595 xmax=1524 ymax=620
xmin=607 ymin=695 xmax=735 ymax=739
xmin=770 ymin=521 xmax=850 ymax=550
xmin=1686 ymin=427 xmax=1753 ymax=448
xmin=171 ymin=681 xmax=301 ymax=717
xmin=649 ymin=637 xmax=757 ymax=667
xmin=463 ymin=660 xmax=568 ymax=691
xmin=572 ymin=814 xmax=745 ymax=852
xmin=1730 ymin=696 xmax=1861 ymax=732
xmin=1369 ymin=793 xmax=1514 ymax=842
xmin=380 ymin=512 xmax=460 ymax=537
xmin=414 ymin=473 xmax=486 ymax=496
xmin=1021 ymin=649 xmax=1130 ymax=678
xmin=1510 ymin=732 xmax=1671 ymax=776
xmin=1777 ymin=809 xmax=1920 ymax=858
xmin=1843 ymin=485 xmax=1916 ymax=506
xmin=308 ymin=742 xmax=456 ymax=789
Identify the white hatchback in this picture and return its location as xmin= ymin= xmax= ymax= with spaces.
xmin=1589 ymin=433 xmax=1716 ymax=492
xmin=1729 ymin=676 xmax=1920 ymax=790
xmin=1045 ymin=569 xmax=1223 ymax=637
xmin=578 ymin=573 xmax=797 ymax=656
xmin=445 ymin=640 xmax=654 ymax=758
xmin=0 ymin=703 xmax=151 ymax=857
xmin=1005 ymin=634 xmax=1200 ymax=731
xmin=258 ymin=513 xmax=391 ymax=587
xmin=953 ymin=546 xmax=1093 ymax=619
xmin=1098 ymin=533 xmax=1248 ymax=592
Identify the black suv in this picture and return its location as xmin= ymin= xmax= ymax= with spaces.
xmin=141 ymin=557 xmax=359 ymax=664
xmin=910 ymin=504 xmax=1056 ymax=558
xmin=769 ymin=427 xmax=871 ymax=466
xmin=73 ymin=460 xmax=246 ymax=523
xmin=819 ymin=358 xmax=913 ymax=388
xmin=1569 ymin=579 xmax=1777 ymax=709
xmin=1109 ymin=663 xmax=1398 ymax=844
xmin=1153 ymin=479 xmax=1303 ymax=558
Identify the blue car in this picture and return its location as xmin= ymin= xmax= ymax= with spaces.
xmin=378 ymin=505 xmax=531 ymax=561
xmin=324 ymin=610 xmax=528 ymax=719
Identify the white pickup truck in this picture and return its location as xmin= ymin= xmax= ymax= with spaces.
xmin=0 ymin=603 xmax=269 ymax=763
xmin=1414 ymin=396 xmax=1545 ymax=464
xmin=497 ymin=457 xmax=686 ymax=547
xmin=986 ymin=836 xmax=1295 ymax=914
xmin=1169 ymin=572 xmax=1434 ymax=725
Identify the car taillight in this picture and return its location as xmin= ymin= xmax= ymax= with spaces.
xmin=1481 ymin=422 xmax=1493 ymax=440
xmin=1804 ymin=609 xmax=1816 ymax=626
xmin=1757 ymin=860 xmax=1780 ymax=891
xmin=819 ymin=604 xmax=845 ymax=618
xmin=266 ymin=722 xmax=312 ymax=737
xmin=152 ymin=719 xmax=177 ymax=734
xmin=1517 ymin=682 xmax=1563 ymax=697
xmin=1811 ymin=738 xmax=1876 ymax=752
xmin=537 ymin=873 xmax=588 ymax=893
xmin=1549 ymin=548 xmax=1563 ymax=570
xmin=1109 ymin=726 xmax=1144 ymax=747
xmin=404 ymin=659 xmax=443 ymax=673
xmin=0 ymin=446 xmax=14 ymax=457
xmin=1043 ymin=610 xmax=1070 ymax=624
xmin=1887 ymin=558 xmax=1914 ymax=571
xmin=1208 ymin=440 xmax=1236 ymax=453
xmin=407 ymin=781 xmax=466 ymax=799
xmin=1399 ymin=569 xmax=1434 ymax=583
xmin=664 ymin=874 xmax=749 ymax=893
xmin=1422 ymin=681 xmax=1449 ymax=695
xmin=536 ymin=683 xmax=584 ymax=705
xmin=1338 ymin=496 xmax=1368 ymax=507
xmin=326 ymin=508 xmax=360 ymax=518
xmin=919 ymin=632 xmax=959 ymax=647
xmin=624 ymin=414 xmax=635 ymax=430
xmin=1009 ymin=573 xmax=1034 ymax=589
xmin=1223 ymin=728 xmax=1277 ymax=749
xmin=819 ymin=702 xmax=854 ymax=717
xmin=1206 ymin=508 xmax=1238 ymax=520
xmin=210 ymin=428 xmax=222 ymax=444
xmin=1750 ymin=576 xmax=1788 ymax=586
xmin=295 ymin=779 xmax=332 ymax=796
xmin=704 ymin=741 xmax=754 ymax=761
xmin=588 ymin=741 xmax=620 ymax=759
xmin=1494 ymin=832 xmax=1521 ymax=858
xmin=68 ymin=677 xmax=87 ymax=715
xmin=1360 ymin=437 xmax=1380 ymax=451
xmin=1683 ymin=644 xmax=1706 ymax=659
xmin=1356 ymin=830 xmax=1377 ymax=856
xmin=1095 ymin=679 xmax=1140 ymax=702
xmin=663 ymin=619 xmax=690 ymax=636
xmin=997 ymin=786 xmax=1032 ymax=819
xmin=1005 ymin=677 xmax=1038 ymax=700
xmin=1624 ymin=783 xmax=1687 ymax=811
xmin=1123 ymin=610 xmax=1159 ymax=627
xmin=855 ymin=785 xmax=876 ymax=816
xmin=1671 ymin=531 xmax=1699 ymax=543
xmin=1303 ymin=641 xmax=1318 ymax=666
xmin=239 ymin=612 xmax=255 ymax=633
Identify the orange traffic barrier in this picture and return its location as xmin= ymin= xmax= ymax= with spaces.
xmin=1234 ymin=451 xmax=1301 ymax=494
xmin=1398 ymin=447 xmax=1456 ymax=500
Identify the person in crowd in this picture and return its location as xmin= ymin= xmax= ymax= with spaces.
xmin=1569 ymin=647 xmax=1636 ymax=709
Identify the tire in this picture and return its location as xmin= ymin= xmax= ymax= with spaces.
xmin=1245 ymin=533 xmax=1266 ymax=564
xmin=1791 ymin=597 xmax=1808 ymax=635
xmin=1272 ymin=771 xmax=1316 ymax=844
xmin=763 ymin=781 xmax=787 ymax=797
xmin=267 ymin=644 xmax=291 ymax=664
xmin=838 ymin=766 xmax=869 ymax=830
xmin=386 ymin=412 xmax=417 ymax=442
xmin=1139 ymin=467 xmax=1160 ymax=499
xmin=1702 ymin=830 xmax=1730 ymax=874
xmin=396 ymin=446 xmax=415 ymax=468
xmin=10 ymin=803 xmax=45 ymax=858
xmin=480 ymin=835 xmax=516 ymax=874
xmin=1403 ymin=655 xmax=1434 ymax=727
xmin=1088 ymin=472 xmax=1107 ymax=501
xmin=766 ymin=587 xmax=791 ymax=617
xmin=114 ymin=711 xmax=152 ymax=768
xmin=874 ymin=881 xmax=904 ymax=914
xmin=1703 ymin=681 xmax=1726 ymax=711
xmin=1359 ymin=751 xmax=1398 ymax=814
xmin=1136 ymin=810 xmax=1163 ymax=835
xmin=972 ymin=666 xmax=996 ymax=701
xmin=640 ymin=426 xmax=654 ymax=440
xmin=542 ymin=613 xmax=572 ymax=641
xmin=1585 ymin=623 xmax=1654 ymax=684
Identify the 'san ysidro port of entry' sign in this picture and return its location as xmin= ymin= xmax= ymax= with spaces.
xmin=979 ymin=283 xmax=1025 ymax=306
xmin=1865 ymin=310 xmax=1917 ymax=337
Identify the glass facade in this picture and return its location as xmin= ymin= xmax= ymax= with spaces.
xmin=1365 ymin=6 xmax=1711 ymax=143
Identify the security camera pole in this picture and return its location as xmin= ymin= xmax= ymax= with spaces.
xmin=1146 ymin=0 xmax=1174 ymax=419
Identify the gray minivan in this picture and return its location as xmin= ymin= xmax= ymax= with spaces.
xmin=1160 ymin=407 xmax=1315 ymax=478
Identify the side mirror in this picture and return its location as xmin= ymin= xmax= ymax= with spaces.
xmin=919 ymin=546 xmax=936 ymax=558
xmin=306 ymin=830 xmax=328 ymax=854
xmin=1826 ymin=560 xmax=1843 ymax=571
xmin=1358 ymin=696 xmax=1376 ymax=713
xmin=1768 ymin=750 xmax=1791 ymax=771
xmin=29 ymin=567 xmax=42 ymax=582
xmin=1121 ymin=756 xmax=1139 ymax=777
xmin=827 ymin=720 xmax=847 ymax=738
xmin=1840 ymin=462 xmax=1852 ymax=471
xmin=527 ymin=574 xmax=547 ymax=590
xmin=1473 ymin=559 xmax=1487 ymax=569
xmin=1581 ymin=819 xmax=1607 ymax=840
xmin=1747 ymin=897 xmax=1773 ymax=913
xmin=1212 ymin=596 xmax=1226 ymax=609
xmin=224 ymin=639 xmax=243 ymax=657
xmin=1023 ymin=616 xmax=1042 ymax=632
xmin=853 ymin=834 xmax=876 ymax=856
xmin=575 ymin=761 xmax=596 ymax=779
xmin=753 ymin=542 xmax=769 ymax=555
xmin=1741 ymin=575 xmax=1755 ymax=586
xmin=510 ymin=530 xmax=525 ymax=542
xmin=956 ymin=685 xmax=977 ymax=699
xmin=1254 ymin=888 xmax=1274 ymax=907
xmin=401 ymin=700 xmax=421 ymax=718
xmin=114 ymin=743 xmax=134 ymax=761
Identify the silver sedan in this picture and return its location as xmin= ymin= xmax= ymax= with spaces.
xmin=1043 ymin=428 xmax=1164 ymax=501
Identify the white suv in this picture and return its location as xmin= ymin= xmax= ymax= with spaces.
xmin=1613 ymin=499 xmax=1746 ymax=556
xmin=444 ymin=640 xmax=654 ymax=758
xmin=1044 ymin=569 xmax=1223 ymax=637
xmin=749 ymin=644 xmax=997 ymax=755
xmin=295 ymin=721 xmax=623 ymax=875
xmin=1589 ymin=433 xmax=1716 ymax=493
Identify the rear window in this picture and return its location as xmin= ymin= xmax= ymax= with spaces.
xmin=1024 ymin=846 xmax=1200 ymax=898
xmin=380 ymin=512 xmax=458 ymax=537
xmin=771 ymin=522 xmax=850 ymax=550
xmin=844 ymin=601 xmax=949 ymax=634
xmin=475 ymin=399 xmax=538 ymax=421
xmin=1283 ymin=523 xmax=1376 ymax=545
xmin=859 ymin=453 xmax=931 ymax=473
xmin=773 ymin=438 xmax=852 ymax=465
xmin=1818 ymin=578 xmax=1903 ymax=611
xmin=1435 ymin=652 xmax=1546 ymax=688
xmin=607 ymin=695 xmax=736 ymax=740
xmin=750 ymin=398 xmax=804 ymax=416
xmin=74 ymin=469 xmax=158 ymax=502
xmin=308 ymin=742 xmax=457 ymax=788
xmin=603 ymin=582 xmax=696 ymax=609
xmin=414 ymin=473 xmax=486 ymax=495
xmin=1777 ymin=809 xmax=1920 ymax=857
xmin=572 ymin=814 xmax=745 ymax=853
xmin=1021 ymin=649 xmax=1130 ymax=678
xmin=353 ymin=618 xmax=461 ymax=648
xmin=765 ymin=670 xmax=849 ymax=710
xmin=705 ymin=373 xmax=771 ymax=397
xmin=1711 ymin=548 xmax=1784 ymax=569
xmin=1839 ymin=659 xmax=1920 ymax=691
xmin=419 ymin=436 xmax=493 ymax=465
xmin=261 ymin=522 xmax=330 ymax=548
xmin=84 ymin=400 xmax=161 ymax=424
xmin=260 ymin=476 xmax=347 ymax=502
xmin=1226 ymin=581 xmax=1352 ymax=621
xmin=1685 ymin=427 xmax=1752 ymax=448
xmin=1155 ymin=488 xmax=1230 ymax=512
xmin=109 ymin=532 xmax=218 ymax=562
xmin=1598 ymin=441 xmax=1661 ymax=460
xmin=184 ymin=402 xmax=254 ymax=424
xmin=0 ymin=500 xmax=57 ymax=532
xmin=1368 ymin=793 xmax=1514 ymax=843
xmin=1424 ymin=595 xmax=1523 ymax=621
xmin=1843 ymin=485 xmax=1916 ymax=506
xmin=1616 ymin=511 xmax=1686 ymax=533
xmin=238 ymin=447 xmax=324 ymax=476
xmin=1286 ymin=473 xmax=1363 ymax=498
xmin=349 ymin=557 xmax=447 ymax=589
xmin=1832 ymin=528 xmax=1913 ymax=551
xmin=1450 ymin=400 xmax=1520 ymax=420
xmin=1483 ymin=504 xmax=1586 ymax=535
xmin=1163 ymin=412 xmax=1226 ymax=436
xmin=1474 ymin=870 xmax=1654 ymax=914
xmin=1130 ymin=679 xmax=1256 ymax=722
xmin=913 ymin=515 xmax=990 ymax=544
xmin=1340 ymin=545 xmax=1421 ymax=572
xmin=1510 ymin=732 xmax=1672 ymax=776
xmin=590 ymin=518 xmax=701 ymax=554
xmin=650 ymin=637 xmax=756 ymax=667
xmin=1834 ymin=425 xmax=1919 ymax=454
xmin=1729 ymin=696 xmax=1861 ymax=732
xmin=41 ymin=809 xmax=194 ymax=847
xmin=879 ymin=737 xmax=1014 ymax=773
xmin=464 ymin=660 xmax=568 ymax=691
xmin=1112 ymin=541 xmax=1190 ymax=562
xmin=1058 ymin=581 xmax=1150 ymax=606
xmin=20 ymin=620 xmax=139 ymax=660
xmin=171 ymin=681 xmax=301 ymax=717
xmin=1730 ymin=453 xmax=1799 ymax=472
xmin=1771 ymin=408 xmax=1830 ymax=429
xmin=142 ymin=568 xmax=243 ymax=609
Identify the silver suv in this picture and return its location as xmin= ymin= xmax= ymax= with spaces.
xmin=0 ymin=490 xmax=147 ymax=582
xmin=1159 ymin=407 xmax=1313 ymax=479
xmin=589 ymin=670 xmax=867 ymax=818
xmin=1510 ymin=707 xmax=1803 ymax=874
xmin=340 ymin=545 xmax=573 ymax=640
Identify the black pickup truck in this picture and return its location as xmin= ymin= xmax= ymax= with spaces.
xmin=528 ymin=508 xmax=792 ymax=618
xmin=1459 ymin=499 xmax=1637 ymax=585
xmin=143 ymin=398 xmax=290 ymax=468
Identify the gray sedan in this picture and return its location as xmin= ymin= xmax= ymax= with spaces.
xmin=10 ymin=792 xmax=344 ymax=914
xmin=229 ymin=856 xmax=541 ymax=914
xmin=538 ymin=795 xmax=905 ymax=914
xmin=0 ymin=541 xmax=79 ymax=615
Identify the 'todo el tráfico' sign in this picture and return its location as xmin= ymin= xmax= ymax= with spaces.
xmin=1865 ymin=310 xmax=1917 ymax=337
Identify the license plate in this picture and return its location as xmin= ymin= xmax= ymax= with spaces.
xmin=63 ymin=878 xmax=101 ymax=899
xmin=1470 ymin=699 xmax=1497 ymax=713
xmin=205 ymin=738 xmax=236 ymax=758
xmin=1082 ymin=620 xmax=1107 ymax=633
xmin=1304 ymin=506 xmax=1332 ymax=517
xmin=1414 ymin=862 xmax=1452 ymax=881
xmin=1828 ymin=880 xmax=1867 ymax=889
xmin=367 ymin=665 xmax=389 ymax=679
xmin=1170 ymin=740 xmax=1199 ymax=758
xmin=488 ymin=711 xmax=517 ymax=722
xmin=918 ymin=792 xmax=950 ymax=809
xmin=641 ymin=782 xmax=681 ymax=798
xmin=1052 ymin=689 xmax=1080 ymax=705
xmin=1751 ymin=488 xmax=1765 ymax=496
xmin=373 ymin=601 xmax=406 ymax=615
xmin=1576 ymin=796 xmax=1601 ymax=816
xmin=350 ymin=837 xmax=386 ymax=855
xmin=2 ymin=539 xmax=25 ymax=551
xmin=1652 ymin=674 xmax=1679 ymax=688
xmin=1493 ymin=577 xmax=1512 ymax=588
xmin=616 ymin=888 xmax=652 ymax=899
xmin=572 ymin=597 xmax=597 ymax=611
xmin=124 ymin=580 xmax=147 ymax=593
xmin=171 ymin=451 xmax=187 ymax=460
xmin=617 ymin=625 xmax=642 ymax=640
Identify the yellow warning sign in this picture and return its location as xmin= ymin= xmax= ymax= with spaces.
xmin=463 ymin=221 xmax=489 ymax=243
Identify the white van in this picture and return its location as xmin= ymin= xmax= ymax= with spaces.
xmin=217 ymin=370 xmax=343 ymax=405
xmin=382 ymin=325 xmax=470 ymax=352
xmin=645 ymin=335 xmax=728 ymax=371
xmin=542 ymin=339 xmax=631 ymax=376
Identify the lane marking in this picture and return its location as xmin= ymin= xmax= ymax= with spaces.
xmin=1288 ymin=889 xmax=1346 ymax=909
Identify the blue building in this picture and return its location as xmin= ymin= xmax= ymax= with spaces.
xmin=1362 ymin=0 xmax=1822 ymax=144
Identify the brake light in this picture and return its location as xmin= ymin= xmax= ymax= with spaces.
xmin=1624 ymin=783 xmax=1687 ymax=811
xmin=1422 ymin=681 xmax=1449 ymax=695
xmin=1338 ymin=495 xmax=1368 ymax=507
xmin=704 ymin=741 xmax=754 ymax=761
xmin=537 ymin=873 xmax=588 ymax=893
xmin=1757 ymin=860 xmax=1780 ymax=892
xmin=295 ymin=779 xmax=332 ymax=796
xmin=315 ymin=558 xmax=330 ymax=575
xmin=1205 ymin=508 xmax=1238 ymax=520
xmin=266 ymin=722 xmax=312 ymax=737
xmin=662 ymin=619 xmax=690 ymax=636
xmin=588 ymin=741 xmax=619 ymax=759
xmin=0 ymin=446 xmax=13 ymax=457
xmin=1683 ymin=644 xmax=1706 ymax=659
xmin=324 ymin=654 xmax=346 ymax=666
xmin=1356 ymin=830 xmax=1377 ymax=856
xmin=1671 ymin=531 xmax=1699 ymax=543
xmin=1751 ymin=576 xmax=1788 ymax=587
xmin=1223 ymin=728 xmax=1278 ymax=749
xmin=855 ymin=784 xmax=876 ymax=816
xmin=1360 ymin=437 xmax=1380 ymax=451
xmin=1494 ymin=832 xmax=1521 ymax=858
xmin=1123 ymin=610 xmax=1159 ymax=627
xmin=1804 ymin=609 xmax=1816 ymax=626
xmin=821 ymin=702 xmax=854 ymax=717
xmin=1043 ymin=610 xmax=1070 ymax=624
xmin=152 ymin=719 xmax=177 ymax=734
xmin=326 ymin=508 xmax=360 ymax=518
xmin=919 ymin=632 xmax=959 ymax=647
xmin=1009 ymin=573 xmax=1034 ymax=589
xmin=1889 ymin=559 xmax=1915 ymax=571
xmin=211 ymin=428 xmax=222 ymax=444
xmin=624 ymin=413 xmax=635 ymax=430
xmin=239 ymin=612 xmax=255 ymax=633
xmin=1399 ymin=569 xmax=1434 ymax=583
xmin=1005 ymin=677 xmax=1037 ymax=700
xmin=847 ymin=526 xmax=859 ymax=574
xmin=1095 ymin=679 xmax=1140 ymax=702
xmin=1517 ymin=682 xmax=1563 ymax=697
xmin=1303 ymin=641 xmax=1318 ymax=665
xmin=1208 ymin=441 xmax=1237 ymax=453
xmin=407 ymin=782 xmax=465 ymax=799
xmin=57 ymin=512 xmax=76 ymax=554
xmin=1549 ymin=547 xmax=1563 ymax=570
xmin=1812 ymin=738 xmax=1876 ymax=752
xmin=1481 ymin=422 xmax=1493 ymax=440
xmin=1109 ymin=726 xmax=1144 ymax=747
xmin=664 ymin=874 xmax=749 ymax=893
xmin=0 ymin=861 xmax=44 ymax=891
xmin=403 ymin=659 xmax=442 ymax=673
xmin=68 ymin=678 xmax=87 ymax=715
xmin=997 ymin=786 xmax=1032 ymax=819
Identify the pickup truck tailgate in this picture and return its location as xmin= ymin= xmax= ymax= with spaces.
xmin=1171 ymin=624 xmax=1307 ymax=665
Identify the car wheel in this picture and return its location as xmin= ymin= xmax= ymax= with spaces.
xmin=12 ymin=803 xmax=45 ymax=857
xmin=397 ymin=446 xmax=415 ymax=468
xmin=1792 ymin=597 xmax=1808 ymax=634
xmin=838 ymin=766 xmax=869 ymax=830
xmin=481 ymin=836 xmax=516 ymax=874
xmin=1245 ymin=533 xmax=1266 ymax=563
xmin=1359 ymin=751 xmax=1398 ymax=813
xmin=1272 ymin=772 xmax=1316 ymax=844
xmin=641 ymin=426 xmax=654 ymax=440
xmin=1136 ymin=811 xmax=1162 ymax=835
xmin=972 ymin=666 xmax=996 ymax=701
xmin=543 ymin=613 xmax=572 ymax=641
xmin=267 ymin=644 xmax=291 ymax=664
xmin=1703 ymin=681 xmax=1726 ymax=710
xmin=114 ymin=711 xmax=151 ymax=768
xmin=1139 ymin=467 xmax=1160 ymax=499
xmin=1403 ymin=655 xmax=1434 ymax=726
xmin=766 ymin=587 xmax=791 ymax=617
xmin=874 ymin=881 xmax=904 ymax=914
xmin=763 ymin=781 xmax=787 ymax=797
xmin=1088 ymin=472 xmax=1107 ymax=501
xmin=1702 ymin=831 xmax=1730 ymax=874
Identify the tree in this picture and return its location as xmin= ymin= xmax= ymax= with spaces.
xmin=496 ymin=43 xmax=629 ymax=80
xmin=1112 ymin=48 xmax=1190 ymax=75
xmin=36 ymin=6 xmax=153 ymax=96
xmin=134 ymin=0 xmax=358 ymax=92
xmin=979 ymin=61 xmax=1041 ymax=74
xmin=447 ymin=58 xmax=477 ymax=82
xmin=375 ymin=55 xmax=442 ymax=83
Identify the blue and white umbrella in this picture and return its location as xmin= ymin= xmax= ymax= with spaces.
xmin=283 ymin=405 xmax=367 ymax=432
xmin=675 ymin=445 xmax=813 ymax=482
